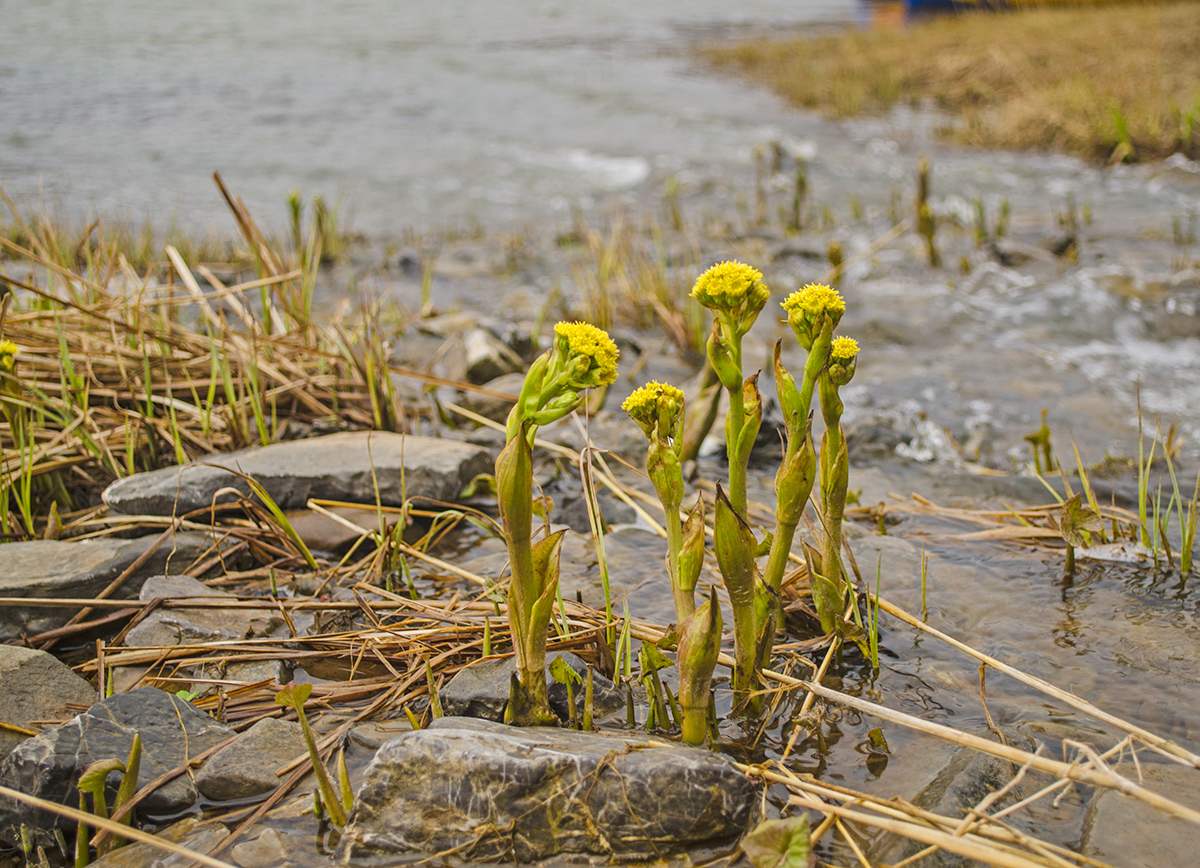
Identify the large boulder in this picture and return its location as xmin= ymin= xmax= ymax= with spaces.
xmin=340 ymin=717 xmax=759 ymax=863
xmin=101 ymin=432 xmax=491 ymax=517
xmin=0 ymin=647 xmax=96 ymax=758
xmin=0 ymin=688 xmax=235 ymax=855
xmin=0 ymin=532 xmax=224 ymax=642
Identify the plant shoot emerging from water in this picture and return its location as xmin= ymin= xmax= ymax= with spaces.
xmin=498 ymin=321 xmax=618 ymax=725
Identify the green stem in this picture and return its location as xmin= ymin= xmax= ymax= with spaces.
xmin=725 ymin=375 xmax=747 ymax=517
xmin=762 ymin=517 xmax=799 ymax=599
xmin=496 ymin=424 xmax=555 ymax=725
xmin=730 ymin=601 xmax=758 ymax=698
xmin=664 ymin=507 xmax=693 ymax=621
xmin=294 ymin=703 xmax=347 ymax=827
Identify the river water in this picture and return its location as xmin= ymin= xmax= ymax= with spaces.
xmin=2 ymin=0 xmax=857 ymax=234
xmin=5 ymin=2 xmax=1200 ymax=862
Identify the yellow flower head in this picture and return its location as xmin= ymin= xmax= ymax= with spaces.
xmin=553 ymin=321 xmax=619 ymax=389
xmin=622 ymin=381 xmax=685 ymax=440
xmin=690 ymin=261 xmax=769 ymax=315
xmin=781 ymin=283 xmax=845 ymax=320
xmin=827 ymin=335 xmax=859 ymax=387
xmin=782 ymin=283 xmax=846 ymax=350
xmin=830 ymin=337 xmax=859 ymax=364
xmin=0 ymin=340 xmax=17 ymax=375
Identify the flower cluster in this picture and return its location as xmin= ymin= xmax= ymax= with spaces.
xmin=0 ymin=340 xmax=17 ymax=376
xmin=781 ymin=283 xmax=845 ymax=351
xmin=622 ymin=381 xmax=684 ymax=442
xmin=553 ymin=321 xmax=619 ymax=391
xmin=690 ymin=261 xmax=770 ymax=315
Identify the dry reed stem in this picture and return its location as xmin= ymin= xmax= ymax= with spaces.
xmin=0 ymin=783 xmax=239 ymax=868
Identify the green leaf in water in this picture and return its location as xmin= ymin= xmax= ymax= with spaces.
xmin=1060 ymin=492 xmax=1104 ymax=548
xmin=549 ymin=655 xmax=582 ymax=688
xmin=741 ymin=815 xmax=813 ymax=868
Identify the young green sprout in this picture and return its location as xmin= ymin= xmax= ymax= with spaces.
xmin=497 ymin=321 xmax=618 ymax=725
xmin=275 ymin=682 xmax=348 ymax=827
xmin=691 ymin=261 xmax=770 ymax=518
xmin=622 ymin=381 xmax=698 ymax=620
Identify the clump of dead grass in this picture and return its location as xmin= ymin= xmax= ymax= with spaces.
xmin=701 ymin=1 xmax=1200 ymax=162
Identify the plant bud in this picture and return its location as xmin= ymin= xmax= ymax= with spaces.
xmin=678 ymin=498 xmax=706 ymax=595
xmin=714 ymin=483 xmax=757 ymax=615
xmin=677 ymin=587 xmax=723 ymax=746
xmin=706 ymin=321 xmax=741 ymax=391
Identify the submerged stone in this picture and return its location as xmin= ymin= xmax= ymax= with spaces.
xmin=193 ymin=718 xmax=307 ymax=802
xmin=101 ymin=431 xmax=491 ymax=517
xmin=1082 ymin=761 xmax=1200 ymax=868
xmin=340 ymin=717 xmax=758 ymax=863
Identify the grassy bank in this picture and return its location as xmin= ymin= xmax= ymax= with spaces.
xmin=702 ymin=1 xmax=1200 ymax=162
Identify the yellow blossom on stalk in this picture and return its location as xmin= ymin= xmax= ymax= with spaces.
xmin=553 ymin=321 xmax=619 ymax=390
xmin=827 ymin=336 xmax=859 ymax=388
xmin=0 ymin=341 xmax=17 ymax=375
xmin=781 ymin=283 xmax=845 ymax=321
xmin=830 ymin=337 xmax=859 ymax=364
xmin=690 ymin=261 xmax=770 ymax=315
xmin=782 ymin=283 xmax=845 ymax=350
xmin=622 ymin=381 xmax=684 ymax=441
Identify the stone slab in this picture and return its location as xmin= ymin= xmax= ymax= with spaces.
xmin=0 ymin=646 xmax=96 ymax=758
xmin=0 ymin=532 xmax=221 ymax=642
xmin=0 ymin=688 xmax=235 ymax=854
xmin=340 ymin=717 xmax=758 ymax=862
xmin=101 ymin=431 xmax=492 ymax=517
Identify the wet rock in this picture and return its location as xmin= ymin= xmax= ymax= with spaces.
xmin=556 ymin=487 xmax=638 ymax=533
xmin=0 ymin=647 xmax=96 ymax=759
xmin=460 ymin=370 xmax=524 ymax=423
xmin=82 ymin=817 xmax=227 ymax=868
xmin=871 ymin=727 xmax=1058 ymax=868
xmin=463 ymin=327 xmax=523 ymax=384
xmin=440 ymin=651 xmax=624 ymax=723
xmin=1081 ymin=761 xmax=1200 ymax=867
xmin=0 ymin=687 xmax=235 ymax=855
xmin=0 ymin=532 xmax=221 ymax=642
xmin=455 ymin=527 xmax=678 ymax=618
xmin=230 ymin=828 xmax=290 ymax=868
xmin=283 ymin=503 xmax=398 ymax=553
xmin=193 ymin=718 xmax=306 ymax=802
xmin=101 ymin=431 xmax=491 ymax=517
xmin=123 ymin=575 xmax=281 ymax=648
xmin=340 ymin=717 xmax=758 ymax=862
xmin=389 ymin=330 xmax=453 ymax=374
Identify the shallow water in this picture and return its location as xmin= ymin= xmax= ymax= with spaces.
xmin=2 ymin=0 xmax=854 ymax=234
xmin=5 ymin=3 xmax=1200 ymax=863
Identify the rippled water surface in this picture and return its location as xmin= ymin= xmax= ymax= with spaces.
xmin=2 ymin=0 xmax=856 ymax=232
xmin=4 ymin=3 xmax=1200 ymax=863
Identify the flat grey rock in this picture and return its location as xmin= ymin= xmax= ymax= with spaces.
xmin=340 ymin=717 xmax=758 ymax=862
xmin=0 ymin=646 xmax=96 ymax=758
xmin=194 ymin=718 xmax=307 ymax=801
xmin=461 ymin=371 xmax=524 ymax=424
xmin=1082 ymin=762 xmax=1200 ymax=867
xmin=123 ymin=574 xmax=280 ymax=648
xmin=102 ymin=431 xmax=491 ymax=517
xmin=0 ymin=532 xmax=221 ymax=642
xmin=463 ymin=327 xmax=523 ymax=384
xmin=82 ymin=817 xmax=227 ymax=868
xmin=440 ymin=651 xmax=624 ymax=723
xmin=0 ymin=688 xmax=235 ymax=856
